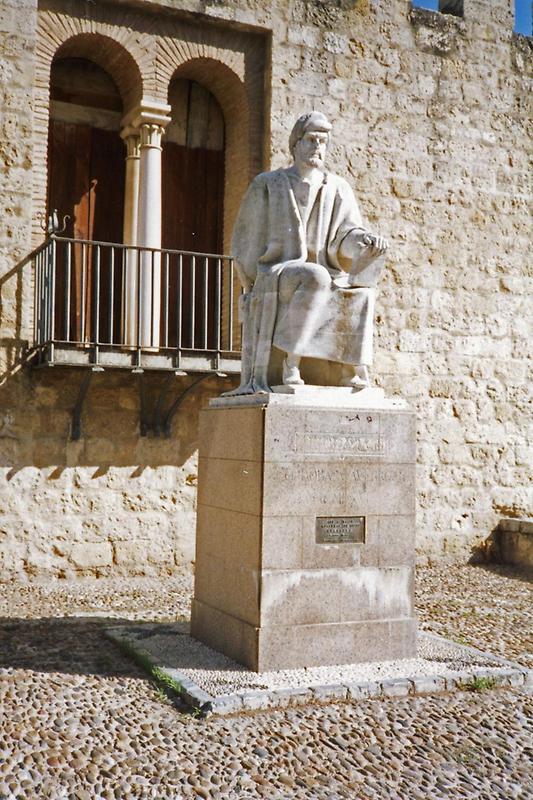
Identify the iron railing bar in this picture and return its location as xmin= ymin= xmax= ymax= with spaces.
xmin=41 ymin=247 xmax=47 ymax=343
xmin=40 ymin=247 xmax=45 ymax=344
xmin=122 ymin=246 xmax=131 ymax=347
xmin=36 ymin=249 xmax=42 ymax=344
xmin=81 ymin=242 xmax=87 ymax=343
xmin=177 ymin=253 xmax=182 ymax=356
xmin=190 ymin=255 xmax=196 ymax=349
xmin=65 ymin=240 xmax=72 ymax=342
xmin=42 ymin=245 xmax=48 ymax=342
xmin=46 ymin=242 xmax=54 ymax=341
xmin=94 ymin=245 xmax=100 ymax=362
xmin=229 ymin=259 xmax=234 ymax=352
xmin=44 ymin=246 xmax=48 ymax=342
xmin=215 ymin=257 xmax=222 ymax=354
xmin=151 ymin=249 xmax=155 ymax=349
xmin=35 ymin=249 xmax=41 ymax=344
xmin=109 ymin=247 xmax=114 ymax=345
xmin=33 ymin=249 xmax=38 ymax=344
xmin=121 ymin=247 xmax=126 ymax=341
xmin=163 ymin=251 xmax=169 ymax=349
xmin=203 ymin=256 xmax=208 ymax=350
xmin=49 ymin=238 xmax=56 ymax=358
xmin=135 ymin=244 xmax=142 ymax=356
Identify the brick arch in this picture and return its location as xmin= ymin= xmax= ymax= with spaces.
xmin=50 ymin=34 xmax=144 ymax=112
xmin=163 ymin=57 xmax=251 ymax=251
xmin=32 ymin=15 xmax=151 ymax=241
xmin=36 ymin=8 xmax=153 ymax=107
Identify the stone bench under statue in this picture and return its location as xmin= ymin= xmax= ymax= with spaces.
xmin=191 ymin=113 xmax=417 ymax=671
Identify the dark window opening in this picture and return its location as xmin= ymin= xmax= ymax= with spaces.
xmin=162 ymin=79 xmax=225 ymax=349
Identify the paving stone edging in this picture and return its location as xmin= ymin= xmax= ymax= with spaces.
xmin=105 ymin=627 xmax=532 ymax=716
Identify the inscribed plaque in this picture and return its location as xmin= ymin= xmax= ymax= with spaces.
xmin=316 ymin=516 xmax=366 ymax=544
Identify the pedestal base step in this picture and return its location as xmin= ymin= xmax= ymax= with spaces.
xmin=191 ymin=599 xmax=417 ymax=672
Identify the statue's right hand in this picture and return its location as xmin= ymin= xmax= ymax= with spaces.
xmin=362 ymin=233 xmax=389 ymax=255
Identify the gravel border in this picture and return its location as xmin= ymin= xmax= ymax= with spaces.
xmin=105 ymin=625 xmax=532 ymax=716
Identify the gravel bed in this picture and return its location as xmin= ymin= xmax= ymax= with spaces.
xmin=107 ymin=624 xmax=522 ymax=699
xmin=0 ymin=563 xmax=531 ymax=799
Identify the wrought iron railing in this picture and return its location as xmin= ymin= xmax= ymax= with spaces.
xmin=32 ymin=236 xmax=241 ymax=371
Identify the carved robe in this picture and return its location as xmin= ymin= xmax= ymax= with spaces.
xmin=231 ymin=167 xmax=375 ymax=391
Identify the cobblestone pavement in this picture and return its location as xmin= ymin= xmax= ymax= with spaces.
xmin=0 ymin=565 xmax=531 ymax=800
xmin=415 ymin=564 xmax=532 ymax=668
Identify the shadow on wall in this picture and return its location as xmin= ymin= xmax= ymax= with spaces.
xmin=0 ymin=250 xmax=33 ymax=389
xmin=0 ymin=248 xmax=238 ymax=578
xmin=468 ymin=524 xmax=500 ymax=564
xmin=471 ymin=521 xmax=533 ymax=574
xmin=0 ymin=368 xmax=236 ymax=474
xmin=0 ymin=364 xmax=238 ymax=579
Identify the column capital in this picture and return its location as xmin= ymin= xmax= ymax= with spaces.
xmin=139 ymin=123 xmax=166 ymax=149
xmin=121 ymin=99 xmax=171 ymax=132
xmin=120 ymin=126 xmax=141 ymax=158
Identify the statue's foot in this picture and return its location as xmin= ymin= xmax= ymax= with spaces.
xmin=339 ymin=365 xmax=370 ymax=390
xmin=252 ymin=383 xmax=270 ymax=394
xmin=221 ymin=382 xmax=255 ymax=397
xmin=340 ymin=376 xmax=369 ymax=389
xmin=282 ymin=359 xmax=304 ymax=386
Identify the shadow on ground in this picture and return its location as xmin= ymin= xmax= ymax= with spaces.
xmin=0 ymin=616 xmax=149 ymax=679
xmin=467 ymin=558 xmax=533 ymax=584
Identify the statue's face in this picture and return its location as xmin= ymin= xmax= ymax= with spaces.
xmin=293 ymin=130 xmax=329 ymax=169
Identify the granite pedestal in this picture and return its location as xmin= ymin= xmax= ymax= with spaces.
xmin=191 ymin=388 xmax=417 ymax=672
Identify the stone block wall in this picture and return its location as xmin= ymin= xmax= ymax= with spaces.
xmin=0 ymin=0 xmax=530 ymax=577
xmin=264 ymin=0 xmax=531 ymax=561
xmin=0 ymin=0 xmax=36 ymax=371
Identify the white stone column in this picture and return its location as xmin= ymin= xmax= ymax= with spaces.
xmin=121 ymin=101 xmax=171 ymax=349
xmin=137 ymin=123 xmax=164 ymax=347
xmin=121 ymin=127 xmax=140 ymax=346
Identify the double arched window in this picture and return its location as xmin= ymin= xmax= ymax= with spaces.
xmin=33 ymin=10 xmax=266 ymax=364
xmin=46 ymin=56 xmax=226 ymax=349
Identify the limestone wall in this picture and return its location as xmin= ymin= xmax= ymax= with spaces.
xmin=262 ymin=0 xmax=532 ymax=560
xmin=0 ymin=0 xmax=530 ymax=578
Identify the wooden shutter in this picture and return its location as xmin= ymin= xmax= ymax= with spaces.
xmin=47 ymin=120 xmax=124 ymax=343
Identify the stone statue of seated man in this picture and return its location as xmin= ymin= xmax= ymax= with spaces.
xmin=227 ymin=111 xmax=388 ymax=395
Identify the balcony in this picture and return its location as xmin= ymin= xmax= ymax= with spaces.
xmin=27 ymin=235 xmax=241 ymax=437
xmin=32 ymin=236 xmax=241 ymax=374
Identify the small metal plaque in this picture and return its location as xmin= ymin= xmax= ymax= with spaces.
xmin=316 ymin=516 xmax=366 ymax=544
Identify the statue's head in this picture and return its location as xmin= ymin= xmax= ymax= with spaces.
xmin=289 ymin=112 xmax=332 ymax=170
